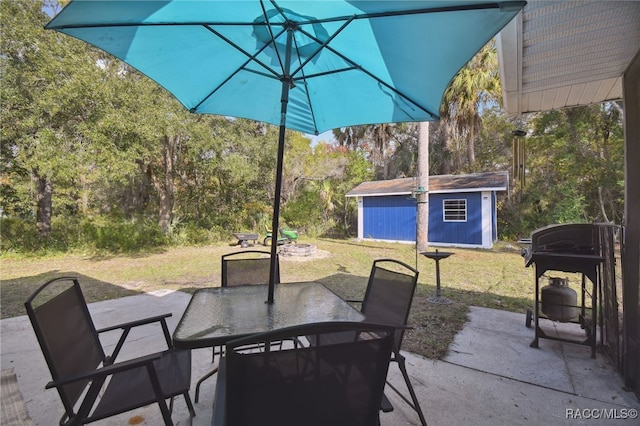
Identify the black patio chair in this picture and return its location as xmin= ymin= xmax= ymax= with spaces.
xmin=310 ymin=259 xmax=427 ymax=425
xmin=195 ymin=250 xmax=280 ymax=402
xmin=221 ymin=249 xmax=279 ymax=287
xmin=212 ymin=321 xmax=396 ymax=426
xmin=24 ymin=276 xmax=195 ymax=426
xmin=361 ymin=259 xmax=427 ymax=426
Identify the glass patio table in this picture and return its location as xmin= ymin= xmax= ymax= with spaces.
xmin=172 ymin=281 xmax=364 ymax=350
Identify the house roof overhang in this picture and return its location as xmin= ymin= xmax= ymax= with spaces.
xmin=496 ymin=0 xmax=640 ymax=116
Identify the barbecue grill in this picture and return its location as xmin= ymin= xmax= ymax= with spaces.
xmin=523 ymin=223 xmax=604 ymax=357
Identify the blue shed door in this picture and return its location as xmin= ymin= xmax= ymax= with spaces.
xmin=363 ymin=196 xmax=416 ymax=241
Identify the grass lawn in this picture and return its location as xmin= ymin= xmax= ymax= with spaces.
xmin=0 ymin=238 xmax=535 ymax=359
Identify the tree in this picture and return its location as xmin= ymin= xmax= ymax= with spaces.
xmin=333 ymin=124 xmax=404 ymax=179
xmin=1 ymin=0 xmax=107 ymax=235
xmin=474 ymin=106 xmax=526 ymax=173
xmin=440 ymin=41 xmax=502 ymax=173
xmin=416 ymin=122 xmax=429 ymax=252
xmin=496 ymin=104 xmax=624 ymax=239
xmin=281 ymin=140 xmax=372 ymax=236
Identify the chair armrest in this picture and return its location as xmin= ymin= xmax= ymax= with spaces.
xmin=97 ymin=313 xmax=172 ymax=333
xmin=211 ymin=358 xmax=227 ymax=426
xmin=45 ymin=352 xmax=162 ymax=389
xmin=97 ymin=313 xmax=173 ymax=362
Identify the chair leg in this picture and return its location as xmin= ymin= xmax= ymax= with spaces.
xmin=144 ymin=363 xmax=174 ymax=425
xmin=380 ymin=393 xmax=394 ymax=412
xmin=211 ymin=345 xmax=221 ymax=363
xmin=386 ymin=354 xmax=427 ymax=426
xmin=167 ymin=392 xmax=195 ymax=419
xmin=157 ymin=400 xmax=173 ymax=426
xmin=195 ymin=367 xmax=219 ymax=403
xmin=184 ymin=392 xmax=196 ymax=417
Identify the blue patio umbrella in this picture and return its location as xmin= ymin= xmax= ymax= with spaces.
xmin=46 ymin=0 xmax=525 ymax=303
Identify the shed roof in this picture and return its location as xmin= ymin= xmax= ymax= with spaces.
xmin=346 ymin=171 xmax=509 ymax=197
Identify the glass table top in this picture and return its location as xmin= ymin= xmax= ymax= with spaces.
xmin=172 ymin=282 xmax=364 ymax=349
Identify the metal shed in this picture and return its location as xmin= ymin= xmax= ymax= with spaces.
xmin=346 ymin=171 xmax=509 ymax=249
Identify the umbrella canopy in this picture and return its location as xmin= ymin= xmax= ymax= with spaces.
xmin=46 ymin=0 xmax=525 ymax=302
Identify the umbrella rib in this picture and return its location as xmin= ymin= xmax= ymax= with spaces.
xmin=289 ymin=16 xmax=354 ymax=78
xmin=292 ymin=67 xmax=358 ymax=81
xmin=290 ymin=53 xmax=320 ymax=135
xmin=204 ymin=25 xmax=283 ymax=79
xmin=259 ymin=0 xmax=287 ymax=76
xmin=190 ymin=25 xmax=285 ymax=112
xmin=296 ymin=2 xmax=522 ymax=26
xmin=244 ymin=68 xmax=282 ymax=80
xmin=46 ymin=21 xmax=263 ymax=30
xmin=362 ymin=70 xmax=439 ymax=120
xmin=286 ymin=2 xmax=526 ymax=120
xmin=284 ymin=14 xmax=355 ymax=135
xmin=190 ymin=63 xmax=279 ymax=113
xmin=295 ymin=27 xmax=438 ymax=120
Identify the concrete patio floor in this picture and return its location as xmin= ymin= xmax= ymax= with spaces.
xmin=2 ymin=289 xmax=639 ymax=425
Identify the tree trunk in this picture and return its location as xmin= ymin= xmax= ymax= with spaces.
xmin=80 ymin=173 xmax=89 ymax=215
xmin=33 ymin=170 xmax=52 ymax=236
xmin=416 ymin=122 xmax=429 ymax=252
xmin=467 ymin=127 xmax=476 ymax=166
xmin=153 ymin=134 xmax=178 ymax=235
xmin=440 ymin=124 xmax=453 ymax=174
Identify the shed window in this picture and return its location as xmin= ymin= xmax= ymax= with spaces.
xmin=443 ymin=199 xmax=467 ymax=222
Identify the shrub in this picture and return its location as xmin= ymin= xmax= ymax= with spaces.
xmin=169 ymin=222 xmax=226 ymax=246
xmin=0 ymin=216 xmax=169 ymax=255
xmin=78 ymin=217 xmax=168 ymax=252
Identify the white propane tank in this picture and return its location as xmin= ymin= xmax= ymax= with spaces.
xmin=541 ymin=277 xmax=578 ymax=322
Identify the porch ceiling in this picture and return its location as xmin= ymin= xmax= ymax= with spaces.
xmin=497 ymin=0 xmax=640 ymax=115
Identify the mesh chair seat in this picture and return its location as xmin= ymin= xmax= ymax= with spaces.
xmin=93 ymin=350 xmax=191 ymax=420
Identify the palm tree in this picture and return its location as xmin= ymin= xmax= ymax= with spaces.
xmin=416 ymin=122 xmax=429 ymax=252
xmin=333 ymin=126 xmax=365 ymax=148
xmin=440 ymin=40 xmax=502 ymax=171
xmin=334 ymin=124 xmax=397 ymax=179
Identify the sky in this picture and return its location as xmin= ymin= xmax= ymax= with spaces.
xmin=307 ymin=130 xmax=336 ymax=147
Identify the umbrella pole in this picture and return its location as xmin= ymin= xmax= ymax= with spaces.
xmin=267 ymin=28 xmax=294 ymax=304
